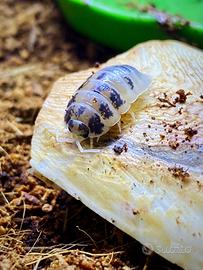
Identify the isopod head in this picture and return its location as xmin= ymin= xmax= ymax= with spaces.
xmin=67 ymin=119 xmax=89 ymax=138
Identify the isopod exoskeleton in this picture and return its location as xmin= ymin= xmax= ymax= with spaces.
xmin=64 ymin=65 xmax=151 ymax=143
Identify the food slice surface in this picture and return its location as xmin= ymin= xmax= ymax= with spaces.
xmin=31 ymin=40 xmax=203 ymax=270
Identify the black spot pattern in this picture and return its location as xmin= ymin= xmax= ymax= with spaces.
xmin=96 ymin=72 xmax=107 ymax=80
xmin=124 ymin=76 xmax=134 ymax=89
xmin=64 ymin=103 xmax=86 ymax=124
xmin=117 ymin=65 xmax=132 ymax=72
xmin=109 ymin=88 xmax=124 ymax=108
xmin=99 ymin=103 xmax=113 ymax=119
xmin=88 ymin=114 xmax=104 ymax=135
xmin=94 ymin=84 xmax=124 ymax=109
xmin=68 ymin=119 xmax=74 ymax=129
xmin=122 ymin=65 xmax=131 ymax=71
xmin=77 ymin=105 xmax=86 ymax=116
xmin=78 ymin=123 xmax=89 ymax=138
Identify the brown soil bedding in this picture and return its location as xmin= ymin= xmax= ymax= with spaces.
xmin=0 ymin=1 xmax=182 ymax=269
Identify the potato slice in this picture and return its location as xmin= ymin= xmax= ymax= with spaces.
xmin=31 ymin=40 xmax=203 ymax=270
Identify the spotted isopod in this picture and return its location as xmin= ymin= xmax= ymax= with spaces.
xmin=64 ymin=65 xmax=151 ymax=152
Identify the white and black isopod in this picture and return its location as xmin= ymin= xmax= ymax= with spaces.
xmin=64 ymin=65 xmax=151 ymax=152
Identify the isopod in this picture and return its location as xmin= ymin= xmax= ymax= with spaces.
xmin=64 ymin=65 xmax=151 ymax=152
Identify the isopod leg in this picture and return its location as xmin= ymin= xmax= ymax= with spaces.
xmin=90 ymin=138 xmax=94 ymax=149
xmin=75 ymin=140 xmax=100 ymax=153
xmin=55 ymin=130 xmax=75 ymax=144
xmin=117 ymin=121 xmax=122 ymax=133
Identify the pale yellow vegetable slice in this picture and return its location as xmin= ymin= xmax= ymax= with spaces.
xmin=31 ymin=40 xmax=203 ymax=270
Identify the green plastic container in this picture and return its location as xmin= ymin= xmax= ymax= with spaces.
xmin=58 ymin=0 xmax=203 ymax=50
